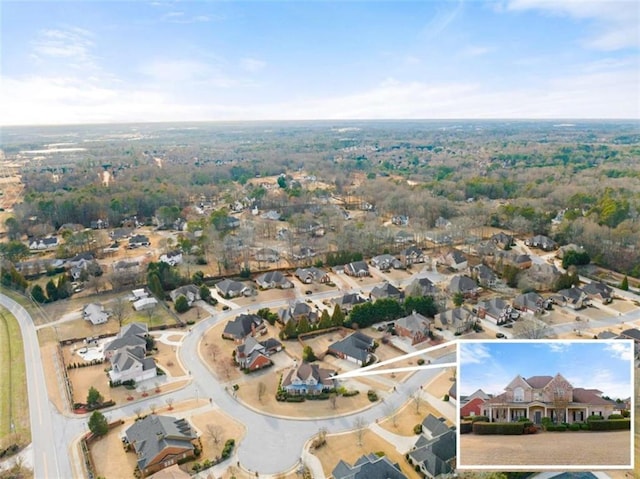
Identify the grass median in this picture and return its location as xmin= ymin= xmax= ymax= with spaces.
xmin=0 ymin=306 xmax=30 ymax=446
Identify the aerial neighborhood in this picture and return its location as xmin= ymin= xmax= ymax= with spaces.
xmin=0 ymin=120 xmax=638 ymax=479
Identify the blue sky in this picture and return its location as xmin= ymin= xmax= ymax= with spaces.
xmin=459 ymin=340 xmax=634 ymax=400
xmin=1 ymin=1 xmax=639 ymax=125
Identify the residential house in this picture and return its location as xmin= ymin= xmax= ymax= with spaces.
xmin=514 ymin=254 xmax=533 ymax=269
xmin=222 ymin=314 xmax=266 ymax=342
xmin=472 ymin=264 xmax=498 ymax=288
xmin=255 ymin=248 xmax=279 ymax=262
xmin=447 ymin=275 xmax=481 ymax=298
xmin=557 ymin=243 xmax=585 ymax=259
xmin=512 ymin=291 xmax=551 ymax=314
xmin=618 ymin=329 xmax=640 ymax=356
xmin=110 ymin=227 xmax=133 ymax=241
xmin=439 ymin=250 xmax=468 ymax=271
xmin=400 ymin=245 xmax=426 ymax=266
xmin=484 ymin=373 xmax=615 ymax=424
xmin=344 ymin=261 xmax=370 ymax=277
xmin=159 ymin=250 xmax=183 ymax=267
xmin=370 ymin=254 xmax=402 ymax=271
xmin=391 ymin=215 xmax=409 ymax=226
xmin=395 ymin=311 xmax=432 ymax=345
xmin=148 ymin=464 xmax=190 ymax=479
xmin=124 ymin=414 xmax=198 ymax=477
xmin=461 ymin=397 xmax=487 ymax=418
xmin=293 ymin=247 xmax=316 ymax=261
xmin=476 ymin=297 xmax=519 ymax=325
xmin=369 ymin=282 xmax=403 ymax=301
xmin=407 ymin=414 xmax=456 ymax=479
xmin=556 ymin=286 xmax=589 ymax=310
xmin=332 ymin=454 xmax=407 ymax=479
xmin=522 ymin=263 xmax=561 ymax=291
xmin=526 ymin=234 xmax=557 ymax=251
xmin=395 ymin=230 xmax=414 ymax=244
xmin=234 ymin=336 xmax=281 ymax=371
xmin=128 ymin=234 xmax=150 ymax=248
xmin=491 ymin=232 xmax=515 ymax=250
xmin=169 ymin=284 xmax=200 ymax=306
xmin=435 ymin=216 xmax=452 ymax=229
xmin=90 ymin=218 xmax=109 ymax=229
xmin=104 ymin=323 xmax=155 ymax=383
xmin=327 ymin=331 xmax=374 ymax=366
xmin=83 ymin=303 xmax=109 ymax=325
xmin=332 ymin=293 xmax=366 ymax=313
xmin=28 ymin=236 xmax=59 ymax=251
xmin=278 ymin=301 xmax=318 ymax=326
xmin=407 ymin=277 xmax=438 ymax=297
xmin=434 ymin=308 xmax=476 ymax=334
xmin=582 ymin=281 xmax=614 ymax=304
xmin=597 ymin=330 xmax=618 ymax=340
xmin=281 ymin=362 xmax=335 ymax=396
xmin=215 ymin=278 xmax=248 ymax=298
xmin=261 ymin=210 xmax=281 ymax=221
xmin=255 ymin=270 xmax=293 ymax=289
xmin=133 ymin=297 xmax=158 ymax=311
xmin=295 ymin=267 xmax=330 ymax=284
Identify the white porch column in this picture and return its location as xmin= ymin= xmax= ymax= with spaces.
xmin=507 ymin=407 xmax=511 ymax=422
xmin=565 ymin=407 xmax=569 ymax=423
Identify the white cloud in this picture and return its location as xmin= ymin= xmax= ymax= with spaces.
xmin=605 ymin=341 xmax=633 ymax=361
xmin=460 ymin=343 xmax=492 ymax=365
xmin=239 ymin=58 xmax=267 ymax=73
xmin=31 ymin=27 xmax=96 ymax=68
xmin=420 ymin=0 xmax=464 ymax=40
xmin=506 ymin=0 xmax=640 ymax=50
xmin=461 ymin=45 xmax=492 ymax=57
xmin=547 ymin=341 xmax=572 ymax=353
xmin=139 ymin=59 xmax=237 ymax=87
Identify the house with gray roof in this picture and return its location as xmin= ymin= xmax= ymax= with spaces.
xmin=371 ymin=254 xmax=402 ymax=271
xmin=513 ymin=291 xmax=551 ymax=314
xmin=282 ymin=363 xmax=334 ymax=395
xmin=255 ymin=247 xmax=280 ymax=262
xmin=369 ymin=281 xmax=403 ymax=301
xmin=222 ymin=314 xmax=266 ymax=342
xmin=104 ymin=322 xmax=148 ymax=359
xmin=526 ymin=234 xmax=557 ymax=251
xmin=344 ymin=260 xmax=370 ymax=277
xmin=407 ymin=277 xmax=438 ymax=297
xmin=255 ymin=270 xmax=293 ymax=289
xmin=327 ymin=331 xmax=374 ymax=366
xmin=125 ymin=414 xmax=198 ymax=477
xmin=582 ymin=281 xmax=614 ymax=304
xmin=169 ymin=284 xmax=200 ymax=306
xmin=472 ymin=264 xmax=498 ymax=288
xmin=28 ymin=236 xmax=59 ymax=251
xmin=278 ymin=301 xmax=318 ymax=326
xmin=556 ymin=286 xmax=589 ymax=310
xmin=408 ymin=428 xmax=456 ymax=478
xmin=332 ymin=293 xmax=366 ymax=313
xmin=434 ymin=308 xmax=475 ymax=334
xmin=332 ymin=453 xmax=407 ymax=479
xmin=105 ymin=322 xmax=155 ymax=383
xmin=476 ymin=297 xmax=519 ymax=325
xmin=439 ymin=249 xmax=467 ymax=271
xmin=447 ymin=275 xmax=480 ymax=298
xmin=215 ymin=278 xmax=249 ymax=298
xmin=395 ymin=311 xmax=432 ymax=345
xmin=295 ymin=267 xmax=330 ymax=284
xmin=83 ymin=303 xmax=109 ymax=325
xmin=234 ymin=336 xmax=279 ymax=371
xmin=400 ymin=245 xmax=426 ymax=266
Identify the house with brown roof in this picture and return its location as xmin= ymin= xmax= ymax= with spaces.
xmin=483 ymin=373 xmax=615 ymax=425
xmin=281 ymin=363 xmax=335 ymax=395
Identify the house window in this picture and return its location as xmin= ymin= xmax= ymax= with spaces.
xmin=163 ymin=459 xmax=174 ymax=467
xmin=513 ymin=387 xmax=524 ymax=402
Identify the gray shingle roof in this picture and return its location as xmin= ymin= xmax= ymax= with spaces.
xmin=332 ymin=453 xmax=407 ymax=479
xmin=328 ymin=332 xmax=373 ymax=364
xmin=223 ymin=314 xmax=264 ymax=339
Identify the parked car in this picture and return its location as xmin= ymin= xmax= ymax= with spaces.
xmin=496 ymin=332 xmax=506 ymax=338
xmin=503 ymin=323 xmax=513 ymax=328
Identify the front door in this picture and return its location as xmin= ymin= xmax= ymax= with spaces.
xmin=534 ymin=411 xmax=542 ymax=425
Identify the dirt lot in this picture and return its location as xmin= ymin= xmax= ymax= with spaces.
xmin=460 ymin=430 xmax=632 ymax=466
xmin=609 ymin=299 xmax=639 ymax=314
xmin=312 ymin=430 xmax=420 ymax=479
xmin=232 ymin=287 xmax=298 ymax=307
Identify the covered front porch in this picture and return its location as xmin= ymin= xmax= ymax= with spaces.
xmin=485 ymin=402 xmax=591 ymax=424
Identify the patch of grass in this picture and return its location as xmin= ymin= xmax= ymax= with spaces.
xmin=0 ymin=307 xmax=30 ymax=444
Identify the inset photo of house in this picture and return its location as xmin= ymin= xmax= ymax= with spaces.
xmin=457 ymin=340 xmax=634 ymax=470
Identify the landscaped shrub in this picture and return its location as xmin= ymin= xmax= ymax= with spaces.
xmin=367 ymin=390 xmax=379 ymax=402
xmin=471 ymin=415 xmax=489 ymax=423
xmin=587 ymin=414 xmax=604 ymax=421
xmin=417 ymin=358 xmax=425 ymax=365
xmin=541 ymin=417 xmax=552 ymax=426
xmin=413 ymin=424 xmax=422 ymax=434
xmin=285 ymin=396 xmax=305 ymax=402
xmin=472 ymin=422 xmax=524 ymax=435
xmin=546 ymin=425 xmax=567 ymax=432
xmin=342 ymin=390 xmax=359 ymax=397
xmin=443 ymin=394 xmax=449 ymax=402
xmin=524 ymin=425 xmax=538 ymax=434
xmin=607 ymin=414 xmax=624 ymax=420
xmin=588 ymin=419 xmax=630 ymax=431
xmin=460 ymin=422 xmax=473 ymax=434
xmin=569 ymin=423 xmax=581 ymax=431
xmin=580 ymin=422 xmax=590 ymax=430
xmin=221 ymin=439 xmax=235 ymax=459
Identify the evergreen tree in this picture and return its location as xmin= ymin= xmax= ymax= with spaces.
xmin=148 ymin=273 xmax=164 ymax=299
xmin=199 ymin=284 xmax=213 ymax=302
xmin=318 ymin=309 xmax=332 ymax=330
xmin=88 ymin=411 xmax=109 ymax=436
xmin=31 ymin=284 xmax=47 ymax=303
xmin=302 ymin=345 xmax=316 ymax=362
xmin=86 ymin=386 xmax=104 ymax=407
xmin=46 ymin=279 xmax=58 ymax=302
xmin=175 ymin=295 xmax=190 ymax=313
xmin=297 ymin=316 xmax=311 ymax=335
xmin=283 ymin=319 xmax=297 ymax=339
xmin=621 ymin=275 xmax=629 ymax=291
xmin=331 ymin=304 xmax=345 ymax=327
xmin=57 ymin=275 xmax=72 ymax=299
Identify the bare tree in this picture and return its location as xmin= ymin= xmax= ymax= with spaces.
xmin=111 ymin=296 xmax=130 ymax=327
xmin=86 ymin=274 xmax=105 ymax=294
xmin=221 ymin=358 xmax=234 ymax=380
xmin=134 ymin=407 xmax=142 ymax=419
xmin=384 ymin=402 xmax=399 ymax=428
xmin=514 ymin=317 xmax=550 ymax=339
xmin=329 ymin=393 xmax=338 ymax=410
xmin=149 ymin=403 xmax=157 ymax=414
xmin=412 ymin=390 xmax=423 ymax=414
xmin=353 ymin=417 xmax=367 ymax=446
xmin=257 ymin=381 xmax=267 ymax=402
xmin=208 ymin=343 xmax=221 ymax=362
xmin=206 ymin=424 xmax=223 ymax=444
xmin=165 ymin=397 xmax=174 ymax=411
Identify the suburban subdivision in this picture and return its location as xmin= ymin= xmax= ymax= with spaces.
xmin=0 ymin=120 xmax=638 ymax=479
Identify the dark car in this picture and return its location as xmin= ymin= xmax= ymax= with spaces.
xmin=304 ymin=290 xmax=313 ymax=295
xmin=496 ymin=332 xmax=506 ymax=338
xmin=503 ymin=323 xmax=513 ymax=328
